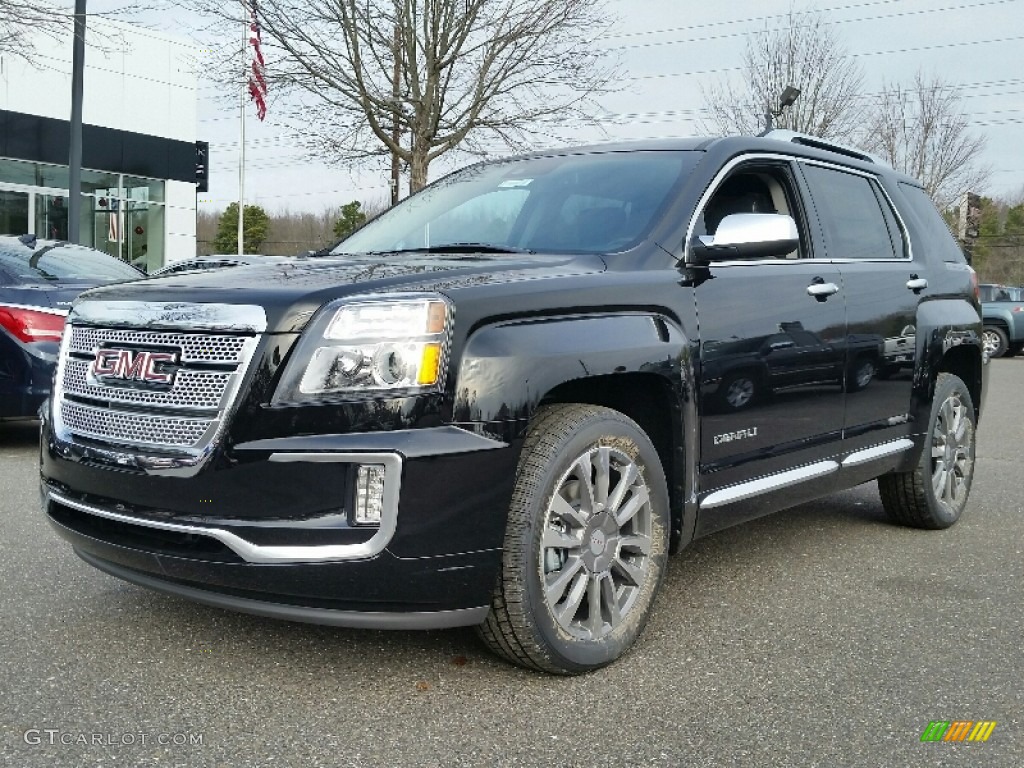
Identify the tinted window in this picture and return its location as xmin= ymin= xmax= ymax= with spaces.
xmin=897 ymin=182 xmax=967 ymax=263
xmin=335 ymin=151 xmax=699 ymax=256
xmin=0 ymin=242 xmax=142 ymax=282
xmin=802 ymin=165 xmax=904 ymax=260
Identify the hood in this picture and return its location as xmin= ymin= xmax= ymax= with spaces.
xmin=71 ymin=252 xmax=606 ymax=333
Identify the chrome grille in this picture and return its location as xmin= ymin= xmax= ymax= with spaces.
xmin=56 ymin=321 xmax=261 ymax=456
xmin=69 ymin=326 xmax=248 ymax=364
xmin=59 ymin=401 xmax=213 ymax=448
xmin=63 ymin=358 xmax=232 ymax=411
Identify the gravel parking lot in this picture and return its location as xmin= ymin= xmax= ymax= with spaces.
xmin=2 ymin=360 xmax=1021 ymax=767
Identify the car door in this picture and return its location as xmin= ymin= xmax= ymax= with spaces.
xmin=692 ymin=159 xmax=846 ymax=535
xmin=798 ymin=162 xmax=918 ymax=453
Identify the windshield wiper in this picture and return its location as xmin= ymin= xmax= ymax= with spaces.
xmin=355 ymin=243 xmax=536 ymax=256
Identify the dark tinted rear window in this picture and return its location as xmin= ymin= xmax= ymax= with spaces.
xmin=0 ymin=242 xmax=142 ymax=283
xmin=897 ymin=183 xmax=966 ymax=263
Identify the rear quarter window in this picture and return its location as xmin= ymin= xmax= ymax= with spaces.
xmin=897 ymin=183 xmax=966 ymax=264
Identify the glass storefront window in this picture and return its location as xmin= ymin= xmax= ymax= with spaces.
xmin=2 ymin=161 xmax=170 ymax=270
xmin=0 ymin=158 xmax=67 ymax=190
xmin=124 ymin=176 xmax=165 ymax=204
xmin=35 ymin=193 xmax=70 ymax=241
xmin=0 ymin=190 xmax=30 ymax=234
xmin=81 ymin=170 xmax=120 ymax=196
xmin=126 ymin=200 xmax=164 ymax=272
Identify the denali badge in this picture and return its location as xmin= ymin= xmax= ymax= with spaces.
xmin=713 ymin=427 xmax=759 ymax=446
xmin=90 ymin=348 xmax=180 ymax=386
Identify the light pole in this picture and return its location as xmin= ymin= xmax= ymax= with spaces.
xmin=68 ymin=0 xmax=87 ymax=245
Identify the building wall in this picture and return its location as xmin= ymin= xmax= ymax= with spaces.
xmin=0 ymin=14 xmax=198 ymax=265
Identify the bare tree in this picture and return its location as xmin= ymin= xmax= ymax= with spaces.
xmin=0 ymin=1 xmax=69 ymax=62
xmin=183 ymin=0 xmax=616 ymax=193
xmin=701 ymin=8 xmax=864 ymax=140
xmin=862 ymin=72 xmax=989 ymax=211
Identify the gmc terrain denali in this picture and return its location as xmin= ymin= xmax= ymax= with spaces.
xmin=41 ymin=132 xmax=986 ymax=674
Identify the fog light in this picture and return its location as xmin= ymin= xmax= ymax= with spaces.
xmin=354 ymin=464 xmax=386 ymax=524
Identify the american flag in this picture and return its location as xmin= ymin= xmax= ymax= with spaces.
xmin=248 ymin=0 xmax=268 ymax=120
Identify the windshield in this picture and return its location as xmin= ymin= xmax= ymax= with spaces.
xmin=334 ymin=150 xmax=699 ymax=256
xmin=0 ymin=242 xmax=142 ymax=283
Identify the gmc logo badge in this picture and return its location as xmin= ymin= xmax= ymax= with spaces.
xmin=90 ymin=348 xmax=180 ymax=386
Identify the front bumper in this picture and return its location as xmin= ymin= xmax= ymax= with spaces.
xmin=41 ymin=423 xmax=519 ymax=627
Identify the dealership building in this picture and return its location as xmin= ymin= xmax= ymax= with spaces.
xmin=0 ymin=16 xmax=200 ymax=271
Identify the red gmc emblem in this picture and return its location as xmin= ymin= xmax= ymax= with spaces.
xmin=90 ymin=348 xmax=180 ymax=385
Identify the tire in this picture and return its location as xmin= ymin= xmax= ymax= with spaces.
xmin=982 ymin=326 xmax=1008 ymax=358
xmin=877 ymin=373 xmax=976 ymax=529
xmin=477 ymin=404 xmax=670 ymax=675
xmin=1006 ymin=341 xmax=1021 ymax=358
xmin=847 ymin=357 xmax=876 ymax=392
xmin=719 ymin=372 xmax=758 ymax=411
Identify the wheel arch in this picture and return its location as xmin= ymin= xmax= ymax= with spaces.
xmin=899 ymin=298 xmax=986 ymax=470
xmin=452 ymin=312 xmax=697 ymax=552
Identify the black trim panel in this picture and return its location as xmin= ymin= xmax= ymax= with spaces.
xmin=77 ymin=549 xmax=490 ymax=629
xmin=0 ymin=109 xmax=197 ymax=183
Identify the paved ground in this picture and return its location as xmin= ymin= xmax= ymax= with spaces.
xmin=1 ymin=360 xmax=1021 ymax=768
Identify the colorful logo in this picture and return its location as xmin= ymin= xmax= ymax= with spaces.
xmin=921 ymin=721 xmax=997 ymax=742
xmin=90 ymin=348 xmax=180 ymax=386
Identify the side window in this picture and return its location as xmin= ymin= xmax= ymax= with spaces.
xmin=697 ymin=165 xmax=804 ymax=258
xmin=802 ymin=164 xmax=905 ymax=260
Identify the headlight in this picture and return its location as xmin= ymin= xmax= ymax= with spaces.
xmin=273 ymin=294 xmax=453 ymax=403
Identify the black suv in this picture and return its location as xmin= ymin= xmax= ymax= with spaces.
xmin=40 ymin=131 xmax=986 ymax=674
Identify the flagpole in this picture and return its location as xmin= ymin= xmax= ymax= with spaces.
xmin=237 ymin=0 xmax=246 ymax=258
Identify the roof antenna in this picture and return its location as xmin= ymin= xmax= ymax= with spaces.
xmin=759 ymin=85 xmax=801 ymax=136
xmin=18 ymin=233 xmax=37 ymax=247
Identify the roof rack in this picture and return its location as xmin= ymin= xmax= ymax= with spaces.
xmin=760 ymin=129 xmax=889 ymax=167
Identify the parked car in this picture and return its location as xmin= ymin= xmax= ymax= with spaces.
xmin=979 ymin=283 xmax=1024 ymax=357
xmin=40 ymin=131 xmax=986 ymax=674
xmin=0 ymin=234 xmax=143 ymax=419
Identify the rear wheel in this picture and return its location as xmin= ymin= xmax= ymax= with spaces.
xmin=477 ymin=404 xmax=669 ymax=674
xmin=982 ymin=326 xmax=1008 ymax=358
xmin=878 ymin=373 xmax=975 ymax=529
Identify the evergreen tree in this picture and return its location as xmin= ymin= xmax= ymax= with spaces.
xmin=332 ymin=201 xmax=367 ymax=241
xmin=213 ymin=203 xmax=270 ymax=254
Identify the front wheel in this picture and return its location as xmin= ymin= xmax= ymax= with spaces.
xmin=878 ymin=373 xmax=976 ymax=529
xmin=477 ymin=404 xmax=669 ymax=674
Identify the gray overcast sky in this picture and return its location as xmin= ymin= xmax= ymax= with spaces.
xmin=96 ymin=0 xmax=1024 ymax=212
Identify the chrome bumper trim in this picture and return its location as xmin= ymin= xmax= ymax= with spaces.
xmin=46 ymin=451 xmax=401 ymax=564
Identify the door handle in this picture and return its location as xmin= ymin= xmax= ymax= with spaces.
xmin=807 ymin=281 xmax=839 ymax=301
xmin=906 ymin=277 xmax=928 ymax=293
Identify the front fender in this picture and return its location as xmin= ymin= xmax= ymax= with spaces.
xmin=452 ymin=311 xmax=698 ymax=551
xmin=452 ymin=312 xmax=691 ymax=428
